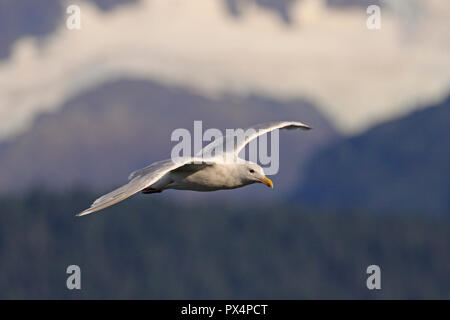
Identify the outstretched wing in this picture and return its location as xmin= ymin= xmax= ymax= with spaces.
xmin=76 ymin=158 xmax=207 ymax=216
xmin=198 ymin=121 xmax=311 ymax=160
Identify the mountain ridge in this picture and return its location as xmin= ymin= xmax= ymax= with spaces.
xmin=294 ymin=95 xmax=450 ymax=214
xmin=0 ymin=78 xmax=338 ymax=203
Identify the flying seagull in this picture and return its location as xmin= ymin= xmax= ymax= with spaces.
xmin=77 ymin=121 xmax=311 ymax=216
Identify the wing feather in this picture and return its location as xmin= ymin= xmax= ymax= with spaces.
xmin=235 ymin=121 xmax=311 ymax=154
xmin=76 ymin=158 xmax=205 ymax=216
xmin=199 ymin=121 xmax=311 ymax=159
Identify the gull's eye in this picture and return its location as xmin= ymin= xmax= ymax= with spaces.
xmin=249 ymin=169 xmax=255 ymax=173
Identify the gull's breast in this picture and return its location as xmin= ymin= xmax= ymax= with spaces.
xmin=168 ymin=163 xmax=244 ymax=191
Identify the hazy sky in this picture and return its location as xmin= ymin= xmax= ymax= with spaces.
xmin=0 ymin=0 xmax=449 ymax=139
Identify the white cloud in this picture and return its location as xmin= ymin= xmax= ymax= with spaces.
xmin=0 ymin=0 xmax=449 ymax=139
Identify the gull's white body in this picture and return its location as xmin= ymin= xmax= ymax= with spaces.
xmin=77 ymin=121 xmax=311 ymax=216
xmin=154 ymin=162 xmax=258 ymax=192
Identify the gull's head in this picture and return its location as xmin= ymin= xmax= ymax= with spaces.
xmin=239 ymin=162 xmax=273 ymax=189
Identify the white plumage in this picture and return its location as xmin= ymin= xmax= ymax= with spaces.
xmin=77 ymin=121 xmax=311 ymax=216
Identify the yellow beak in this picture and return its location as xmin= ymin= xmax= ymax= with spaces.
xmin=259 ymin=176 xmax=274 ymax=189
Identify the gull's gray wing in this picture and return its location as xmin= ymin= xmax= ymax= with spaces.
xmin=199 ymin=121 xmax=311 ymax=160
xmin=76 ymin=157 xmax=208 ymax=216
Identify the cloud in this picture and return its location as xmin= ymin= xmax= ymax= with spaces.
xmin=0 ymin=0 xmax=449 ymax=139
